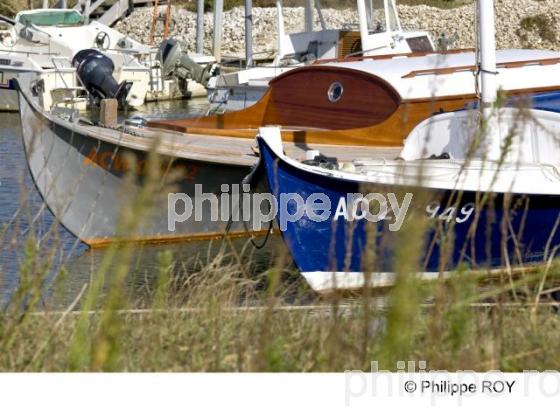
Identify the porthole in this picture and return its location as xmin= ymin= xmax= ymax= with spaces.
xmin=327 ymin=82 xmax=343 ymax=103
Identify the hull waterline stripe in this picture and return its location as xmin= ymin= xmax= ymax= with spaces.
xmin=84 ymin=229 xmax=276 ymax=248
xmin=301 ymin=266 xmax=542 ymax=293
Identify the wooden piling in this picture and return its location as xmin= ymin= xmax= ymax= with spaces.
xmin=304 ymin=0 xmax=313 ymax=32
xmin=245 ymin=0 xmax=253 ymax=67
xmin=196 ymin=0 xmax=204 ymax=54
xmin=212 ymin=0 xmax=224 ymax=62
xmin=99 ymin=99 xmax=118 ymax=128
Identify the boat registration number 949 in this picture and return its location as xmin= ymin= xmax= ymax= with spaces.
xmin=426 ymin=202 xmax=475 ymax=224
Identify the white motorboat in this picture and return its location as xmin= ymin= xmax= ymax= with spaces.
xmin=0 ymin=8 xmax=151 ymax=109
xmin=0 ymin=52 xmax=82 ymax=111
xmin=0 ymin=8 xmax=215 ymax=111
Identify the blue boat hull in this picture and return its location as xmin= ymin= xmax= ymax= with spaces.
xmin=258 ymin=138 xmax=560 ymax=278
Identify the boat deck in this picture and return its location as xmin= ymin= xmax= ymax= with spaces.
xmin=78 ymin=122 xmax=403 ymax=167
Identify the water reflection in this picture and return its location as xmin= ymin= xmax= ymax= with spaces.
xmin=58 ymin=235 xmax=286 ymax=308
xmin=0 ymin=98 xmax=288 ymax=306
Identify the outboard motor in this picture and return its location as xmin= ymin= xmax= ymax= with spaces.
xmin=72 ymin=49 xmax=132 ymax=108
xmin=157 ymin=39 xmax=217 ymax=91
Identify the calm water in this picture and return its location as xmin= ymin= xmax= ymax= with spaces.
xmin=0 ymin=98 xmax=280 ymax=305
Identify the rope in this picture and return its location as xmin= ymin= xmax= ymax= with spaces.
xmin=474 ymin=0 xmax=480 ymax=100
xmin=244 ymin=219 xmax=273 ymax=250
xmin=224 ymin=162 xmax=273 ymax=249
xmin=224 ymin=195 xmax=273 ymax=250
xmin=479 ymin=68 xmax=499 ymax=75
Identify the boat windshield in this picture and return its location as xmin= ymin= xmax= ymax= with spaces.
xmin=18 ymin=11 xmax=85 ymax=27
xmin=365 ymin=0 xmax=401 ymax=33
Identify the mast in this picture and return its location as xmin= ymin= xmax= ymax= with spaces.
xmin=478 ymin=0 xmax=500 ymax=159
xmin=478 ymin=0 xmax=497 ymax=108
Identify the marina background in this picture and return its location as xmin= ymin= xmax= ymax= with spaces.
xmin=3 ymin=1 xmax=559 ymax=55
xmin=115 ymin=0 xmax=559 ymax=55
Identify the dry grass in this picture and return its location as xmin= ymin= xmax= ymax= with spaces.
xmin=3 ymin=248 xmax=560 ymax=371
xmin=0 ymin=39 xmax=559 ymax=373
xmin=2 ymin=146 xmax=560 ymax=372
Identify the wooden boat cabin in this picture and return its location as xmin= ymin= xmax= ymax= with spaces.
xmin=148 ymin=49 xmax=560 ymax=147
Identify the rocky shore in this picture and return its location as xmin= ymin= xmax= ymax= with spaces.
xmin=115 ymin=0 xmax=560 ymax=56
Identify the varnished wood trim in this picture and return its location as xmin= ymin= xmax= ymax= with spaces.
xmin=501 ymin=57 xmax=560 ymax=68
xmin=314 ymin=48 xmax=475 ymax=65
xmin=336 ymin=30 xmax=362 ymax=59
xmin=402 ymin=57 xmax=560 ymax=78
xmin=404 ymin=85 xmax=560 ymax=103
xmin=150 ymin=66 xmax=403 ymax=132
xmin=149 ymin=96 xmax=468 ymax=147
xmin=85 ymin=229 xmax=275 ymax=248
xmin=146 ymin=61 xmax=560 ymax=148
xmin=268 ymin=65 xmax=401 ymax=98
xmin=147 ymin=84 xmax=560 ymax=147
xmin=504 ymin=85 xmax=560 ymax=95
xmin=265 ymin=65 xmax=401 ymax=129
